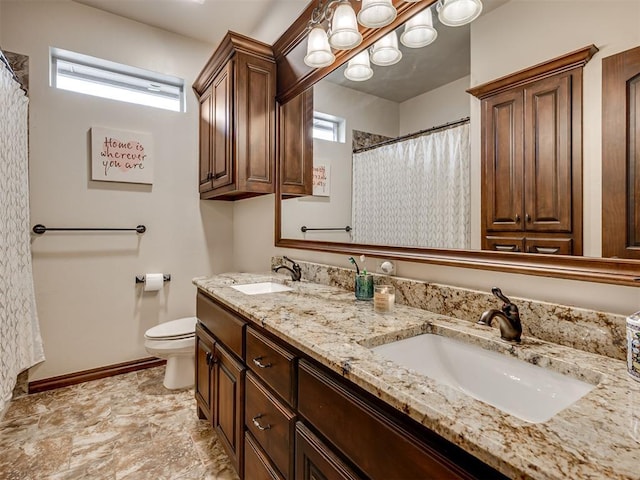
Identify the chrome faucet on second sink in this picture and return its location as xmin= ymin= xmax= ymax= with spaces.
xmin=478 ymin=287 xmax=522 ymax=343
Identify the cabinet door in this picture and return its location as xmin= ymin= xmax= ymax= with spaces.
xmin=214 ymin=343 xmax=245 ymax=476
xmin=280 ymin=88 xmax=313 ymax=196
xmin=524 ymin=74 xmax=573 ymax=232
xmin=295 ymin=422 xmax=361 ymax=480
xmin=199 ymin=87 xmax=213 ymax=193
xmin=195 ymin=323 xmax=215 ymax=421
xmin=482 ymin=89 xmax=524 ymax=232
xmin=211 ymin=62 xmax=234 ymax=191
xmin=602 ymin=45 xmax=640 ymax=258
xmin=236 ymin=52 xmax=276 ymax=193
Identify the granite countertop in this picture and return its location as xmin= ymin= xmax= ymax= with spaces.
xmin=194 ymin=272 xmax=640 ymax=480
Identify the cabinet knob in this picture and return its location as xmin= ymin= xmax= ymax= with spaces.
xmin=515 ymin=214 xmax=520 ymax=223
xmin=525 ymin=213 xmax=531 ymax=223
xmin=205 ymin=351 xmax=217 ymax=367
xmin=252 ymin=414 xmax=271 ymax=431
xmin=252 ymin=356 xmax=272 ymax=369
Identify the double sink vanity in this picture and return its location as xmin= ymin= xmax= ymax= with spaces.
xmin=193 ymin=262 xmax=640 ymax=480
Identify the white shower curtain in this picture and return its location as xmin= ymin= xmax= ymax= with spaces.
xmin=352 ymin=122 xmax=470 ymax=249
xmin=0 ymin=62 xmax=44 ymax=412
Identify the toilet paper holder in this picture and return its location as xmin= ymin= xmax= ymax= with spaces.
xmin=135 ymin=274 xmax=171 ymax=284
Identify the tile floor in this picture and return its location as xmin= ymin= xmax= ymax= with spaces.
xmin=0 ymin=367 xmax=239 ymax=480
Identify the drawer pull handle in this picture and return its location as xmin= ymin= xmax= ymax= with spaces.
xmin=252 ymin=415 xmax=271 ymax=431
xmin=253 ymin=357 xmax=272 ymax=369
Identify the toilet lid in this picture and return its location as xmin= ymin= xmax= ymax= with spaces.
xmin=145 ymin=317 xmax=197 ymax=340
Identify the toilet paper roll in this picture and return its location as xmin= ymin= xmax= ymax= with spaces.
xmin=143 ymin=273 xmax=164 ymax=292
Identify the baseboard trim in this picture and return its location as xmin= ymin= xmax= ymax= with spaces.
xmin=28 ymin=357 xmax=167 ymax=394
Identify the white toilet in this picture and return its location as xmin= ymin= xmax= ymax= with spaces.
xmin=144 ymin=317 xmax=198 ymax=390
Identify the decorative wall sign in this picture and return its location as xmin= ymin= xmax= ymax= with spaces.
xmin=313 ymin=164 xmax=330 ymax=197
xmin=91 ymin=127 xmax=153 ymax=184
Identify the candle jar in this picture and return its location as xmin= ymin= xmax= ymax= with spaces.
xmin=355 ymin=274 xmax=374 ymax=300
xmin=374 ymin=285 xmax=395 ymax=313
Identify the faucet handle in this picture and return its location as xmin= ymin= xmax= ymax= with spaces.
xmin=492 ymin=287 xmax=520 ymax=321
xmin=491 ymin=287 xmax=512 ymax=305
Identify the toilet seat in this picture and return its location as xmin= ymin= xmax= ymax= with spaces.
xmin=144 ymin=317 xmax=197 ymax=341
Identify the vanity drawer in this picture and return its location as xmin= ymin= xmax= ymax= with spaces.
xmin=197 ymin=292 xmax=245 ymax=358
xmin=246 ymin=371 xmax=296 ymax=480
xmin=298 ymin=360 xmax=476 ymax=480
xmin=245 ymin=431 xmax=285 ymax=480
xmin=246 ymin=327 xmax=296 ymax=406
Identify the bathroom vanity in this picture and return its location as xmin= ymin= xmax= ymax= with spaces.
xmin=193 ymin=270 xmax=640 ymax=480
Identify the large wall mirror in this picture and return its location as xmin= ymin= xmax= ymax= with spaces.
xmin=275 ymin=0 xmax=640 ymax=286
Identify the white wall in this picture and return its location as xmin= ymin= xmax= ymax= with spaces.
xmin=399 ymin=75 xmax=470 ymax=135
xmin=281 ymin=80 xmax=399 ymax=242
xmin=2 ymin=0 xmax=235 ymax=381
xmin=233 ymin=0 xmax=640 ymax=316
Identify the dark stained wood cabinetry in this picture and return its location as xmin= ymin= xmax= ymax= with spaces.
xmin=195 ymin=291 xmax=508 ymax=480
xmin=470 ymin=46 xmax=597 ymax=255
xmin=195 ymin=293 xmax=246 ymax=476
xmin=194 ymin=31 xmax=276 ymax=200
xmin=279 ymin=88 xmax=313 ymax=197
xmin=602 ymin=45 xmax=640 ymax=259
xmin=295 ymin=423 xmax=360 ymax=480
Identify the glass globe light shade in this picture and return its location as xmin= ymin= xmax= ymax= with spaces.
xmin=438 ymin=0 xmax=483 ymax=27
xmin=329 ymin=2 xmax=362 ymax=50
xmin=400 ymin=8 xmax=438 ymax=48
xmin=344 ymin=50 xmax=373 ymax=81
xmin=370 ymin=31 xmax=402 ymax=66
xmin=304 ymin=26 xmax=335 ymax=68
xmin=357 ymin=0 xmax=397 ymax=28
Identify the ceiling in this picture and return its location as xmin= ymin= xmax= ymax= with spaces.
xmin=71 ymin=0 xmax=509 ymax=102
xmin=72 ymin=0 xmax=310 ymax=46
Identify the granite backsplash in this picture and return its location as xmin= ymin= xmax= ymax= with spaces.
xmin=272 ymin=256 xmax=627 ymax=361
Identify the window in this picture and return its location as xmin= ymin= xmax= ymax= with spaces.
xmin=313 ymin=111 xmax=345 ymax=142
xmin=50 ymin=48 xmax=185 ymax=112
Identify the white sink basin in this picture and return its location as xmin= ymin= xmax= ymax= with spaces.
xmin=371 ymin=334 xmax=595 ymax=423
xmin=231 ymin=282 xmax=293 ymax=295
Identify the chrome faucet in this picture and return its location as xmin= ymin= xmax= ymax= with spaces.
xmin=478 ymin=287 xmax=522 ymax=343
xmin=273 ymin=256 xmax=302 ymax=281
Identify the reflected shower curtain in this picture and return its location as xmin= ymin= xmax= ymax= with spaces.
xmin=352 ymin=122 xmax=470 ymax=249
xmin=0 ymin=62 xmax=44 ymax=412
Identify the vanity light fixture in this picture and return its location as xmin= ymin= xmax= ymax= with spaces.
xmin=304 ymin=26 xmax=336 ymax=68
xmin=437 ymin=0 xmax=483 ymax=27
xmin=370 ymin=30 xmax=402 ymax=66
xmin=400 ymin=7 xmax=437 ymax=48
xmin=303 ymin=0 xmax=397 ymax=68
xmin=357 ymin=0 xmax=397 ymax=28
xmin=344 ymin=50 xmax=374 ymax=81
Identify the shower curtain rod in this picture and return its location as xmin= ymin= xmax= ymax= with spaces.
xmin=353 ymin=116 xmax=470 ymax=154
xmin=0 ymin=48 xmax=21 ymax=86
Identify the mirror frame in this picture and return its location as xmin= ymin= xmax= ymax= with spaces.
xmin=272 ymin=0 xmax=640 ymax=287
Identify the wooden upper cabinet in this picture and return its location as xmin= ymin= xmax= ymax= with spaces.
xmin=524 ymin=74 xmax=573 ymax=232
xmin=483 ymin=89 xmax=524 ymax=232
xmin=194 ymin=31 xmax=276 ymax=200
xmin=279 ymin=88 xmax=313 ymax=196
xmin=602 ymin=45 xmax=640 ymax=259
xmin=470 ymin=45 xmax=596 ymax=255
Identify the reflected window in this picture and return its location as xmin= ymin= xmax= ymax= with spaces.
xmin=313 ymin=111 xmax=345 ymax=142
